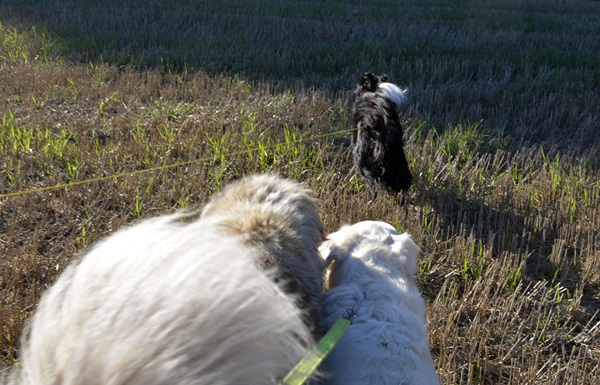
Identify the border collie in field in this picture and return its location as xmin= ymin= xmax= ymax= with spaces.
xmin=352 ymin=72 xmax=412 ymax=201
xmin=7 ymin=174 xmax=325 ymax=385
xmin=201 ymin=173 xmax=326 ymax=338
xmin=319 ymin=221 xmax=440 ymax=385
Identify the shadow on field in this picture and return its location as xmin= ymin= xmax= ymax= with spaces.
xmin=2 ymin=0 xmax=600 ymax=154
xmin=415 ymin=172 xmax=599 ymax=320
xmin=0 ymin=1 xmax=364 ymax=90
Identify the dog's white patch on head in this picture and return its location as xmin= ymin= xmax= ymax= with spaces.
xmin=377 ymin=82 xmax=408 ymax=110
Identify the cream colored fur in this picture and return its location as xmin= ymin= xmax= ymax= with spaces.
xmin=202 ymin=173 xmax=325 ymax=337
xmin=319 ymin=221 xmax=440 ymax=385
xmin=8 ymin=173 xmax=325 ymax=385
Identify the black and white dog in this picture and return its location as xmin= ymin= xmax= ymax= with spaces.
xmin=352 ymin=72 xmax=412 ymax=201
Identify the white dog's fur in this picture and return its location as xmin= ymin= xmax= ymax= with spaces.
xmin=8 ymin=174 xmax=326 ymax=385
xmin=319 ymin=221 xmax=440 ymax=385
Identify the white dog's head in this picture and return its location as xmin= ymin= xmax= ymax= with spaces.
xmin=320 ymin=221 xmax=419 ymax=289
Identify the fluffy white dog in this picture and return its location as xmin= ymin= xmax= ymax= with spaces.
xmin=319 ymin=221 xmax=440 ymax=385
xmin=8 ymin=174 xmax=325 ymax=385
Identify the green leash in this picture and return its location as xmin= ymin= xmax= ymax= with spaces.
xmin=281 ymin=296 xmax=364 ymax=385
xmin=281 ymin=317 xmax=351 ymax=385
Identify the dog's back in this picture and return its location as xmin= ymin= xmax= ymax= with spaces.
xmin=201 ymin=173 xmax=325 ymax=337
xmin=8 ymin=213 xmax=313 ymax=385
xmin=320 ymin=221 xmax=439 ymax=385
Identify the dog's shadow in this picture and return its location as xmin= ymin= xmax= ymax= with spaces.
xmin=412 ymin=169 xmax=590 ymax=309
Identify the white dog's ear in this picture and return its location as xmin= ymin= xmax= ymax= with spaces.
xmin=323 ymin=254 xmax=338 ymax=269
xmin=391 ymin=233 xmax=420 ymax=277
xmin=323 ymin=252 xmax=344 ymax=289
